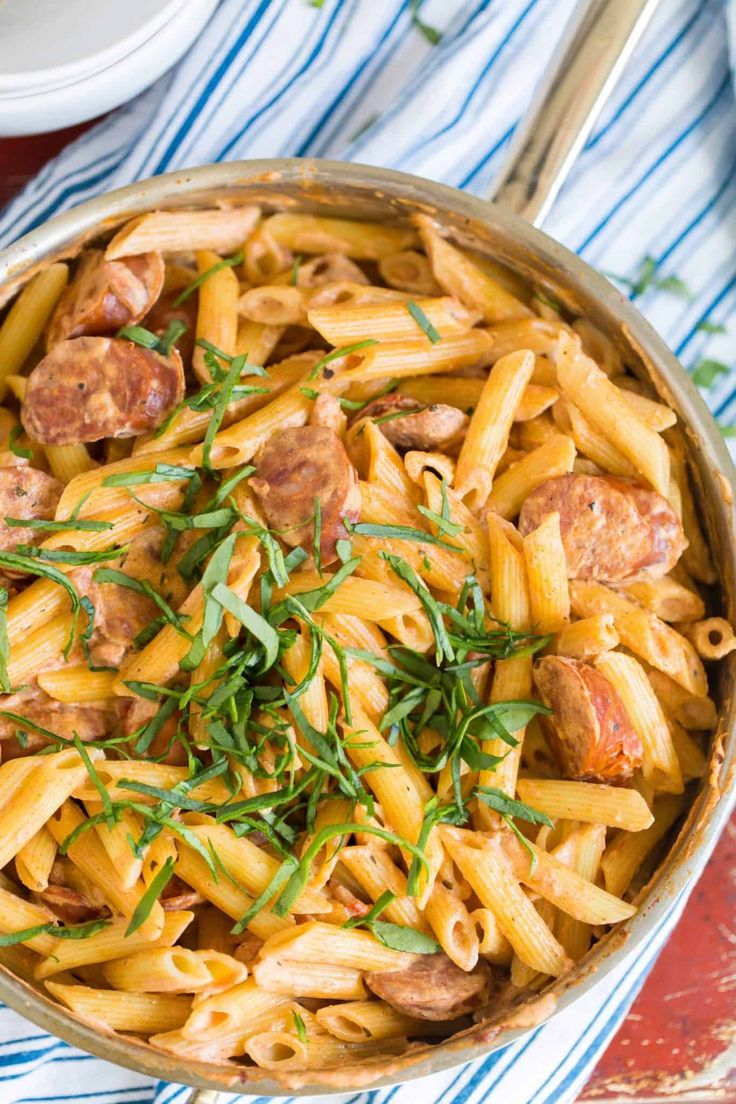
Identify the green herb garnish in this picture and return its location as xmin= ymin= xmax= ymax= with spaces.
xmin=0 ymin=919 xmax=109 ymax=947
xmin=406 ymin=300 xmax=440 ymax=343
xmin=173 ymin=252 xmax=243 ymax=307
xmin=126 ymin=856 xmax=176 ymax=935
xmin=8 ymin=425 xmax=32 ymax=460
xmin=308 ymin=340 xmax=379 ymax=381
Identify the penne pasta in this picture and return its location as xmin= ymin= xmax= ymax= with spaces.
xmin=515 ymin=779 xmax=654 ymax=830
xmin=454 ymin=350 xmax=535 ymax=508
xmin=105 ymin=207 xmax=260 ymax=258
xmin=264 ymin=213 xmax=418 ymax=259
xmin=556 ymin=336 xmax=670 ymax=496
xmin=0 ymin=264 xmax=69 ymax=396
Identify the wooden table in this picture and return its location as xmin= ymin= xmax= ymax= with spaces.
xmin=1 ymin=125 xmax=735 ymax=1103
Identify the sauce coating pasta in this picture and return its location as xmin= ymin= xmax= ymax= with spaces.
xmin=0 ymin=207 xmax=722 ymax=1074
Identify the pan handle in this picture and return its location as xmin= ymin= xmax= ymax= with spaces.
xmin=181 ymin=7 xmax=658 ymax=1104
xmin=490 ymin=0 xmax=660 ymax=226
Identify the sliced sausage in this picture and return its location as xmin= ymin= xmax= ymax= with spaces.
xmin=0 ymin=688 xmax=112 ymax=758
xmin=22 ymin=336 xmax=185 ymax=446
xmin=142 ymin=287 xmax=197 ymax=365
xmin=36 ymin=884 xmax=108 ymax=925
xmin=518 ymin=474 xmax=685 ymax=584
xmin=355 ymin=394 xmax=469 ymax=452
xmin=69 ymin=526 xmax=180 ymax=670
xmin=251 ymin=426 xmax=361 ymax=563
xmin=365 ymin=953 xmax=492 ymax=1021
xmin=0 ymin=466 xmax=62 ymax=554
xmin=47 ymin=249 xmax=164 ymax=348
xmin=69 ymin=565 xmax=158 ymax=669
xmin=533 ymin=655 xmax=643 ymax=783
xmin=69 ymin=528 xmax=189 ymax=671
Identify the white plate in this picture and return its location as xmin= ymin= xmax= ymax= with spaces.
xmin=0 ymin=0 xmax=188 ymax=94
xmin=0 ymin=0 xmax=218 ymax=136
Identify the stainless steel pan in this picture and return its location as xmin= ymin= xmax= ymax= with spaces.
xmin=0 ymin=0 xmax=734 ymax=1096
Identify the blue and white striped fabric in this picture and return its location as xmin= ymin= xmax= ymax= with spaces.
xmin=0 ymin=1 xmax=734 ymax=1101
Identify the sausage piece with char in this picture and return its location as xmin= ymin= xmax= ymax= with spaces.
xmin=518 ymin=474 xmax=685 ymax=584
xmin=250 ymin=426 xmax=361 ymax=563
xmin=365 ymin=953 xmax=492 ymax=1021
xmin=533 ymin=655 xmax=643 ymax=783
xmin=22 ymin=336 xmax=185 ymax=445
xmin=46 ymin=249 xmax=164 ymax=348
xmin=0 ymin=466 xmax=62 ymax=555
xmin=355 ymin=394 xmax=469 ymax=452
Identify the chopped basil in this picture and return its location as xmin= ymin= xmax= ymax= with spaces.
xmin=367 ymin=407 xmax=424 ymax=427
xmin=158 ymin=319 xmax=188 ymax=357
xmin=125 ymin=856 xmax=176 ymax=935
xmin=292 ymin=1010 xmax=307 ymax=1043
xmin=0 ymin=919 xmax=109 ymax=946
xmin=73 ymin=734 xmax=114 ymax=828
xmin=417 ymin=479 xmax=464 ymax=538
xmin=381 ymin=551 xmax=454 ymax=664
xmin=173 ymin=251 xmax=244 ymax=307
xmin=308 ymin=339 xmax=379 ymax=381
xmin=201 ymin=351 xmax=251 ymax=470
xmin=8 ymin=425 xmax=32 ymax=460
xmin=13 ymin=545 xmax=125 ymax=566
xmin=102 ymin=463 xmax=194 ymax=487
xmin=474 ymin=786 xmax=553 ymax=827
xmin=474 ymin=786 xmax=553 ymax=875
xmin=371 ymin=921 xmax=440 ymax=953
xmin=406 ymin=299 xmax=440 ymax=343
xmin=346 ymin=519 xmax=461 ymax=553
xmin=343 ymin=889 xmax=396 ymax=930
xmin=273 ymin=821 xmax=430 ymax=916
xmin=5 ymin=517 xmax=113 ymax=533
xmin=210 ymin=582 xmax=280 ymax=669
xmin=230 ymin=856 xmax=298 ymax=933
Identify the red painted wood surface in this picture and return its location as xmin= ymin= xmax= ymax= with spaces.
xmin=1 ymin=127 xmax=735 ymax=1102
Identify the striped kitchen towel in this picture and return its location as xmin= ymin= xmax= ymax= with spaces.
xmin=0 ymin=1 xmax=734 ymax=1102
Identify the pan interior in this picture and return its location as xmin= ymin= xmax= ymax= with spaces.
xmin=0 ymin=158 xmax=733 ymax=1095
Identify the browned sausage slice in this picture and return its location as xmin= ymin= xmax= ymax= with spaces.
xmin=365 ymin=953 xmax=492 ymax=1021
xmin=251 ymin=426 xmax=361 ymax=563
xmin=533 ymin=655 xmax=643 ymax=783
xmin=22 ymin=336 xmax=185 ymax=445
xmin=355 ymin=394 xmax=469 ymax=452
xmin=518 ymin=473 xmax=685 ymax=583
xmin=47 ymin=249 xmax=164 ymax=348
xmin=69 ymin=565 xmax=158 ymax=669
xmin=0 ymin=466 xmax=62 ymax=554
xmin=0 ymin=688 xmax=112 ymax=758
xmin=36 ymin=884 xmax=108 ymax=925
